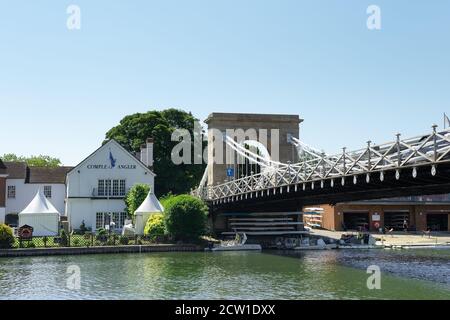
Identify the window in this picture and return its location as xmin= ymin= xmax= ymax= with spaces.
xmin=96 ymin=212 xmax=127 ymax=230
xmin=44 ymin=186 xmax=52 ymax=198
xmin=7 ymin=186 xmax=15 ymax=199
xmin=98 ymin=180 xmax=105 ymax=196
xmin=119 ymin=180 xmax=126 ymax=196
xmin=112 ymin=180 xmax=119 ymax=196
xmin=97 ymin=179 xmax=126 ymax=197
xmin=96 ymin=212 xmax=111 ymax=229
xmin=105 ymin=180 xmax=111 ymax=196
xmin=96 ymin=212 xmax=105 ymax=229
xmin=112 ymin=212 xmax=127 ymax=229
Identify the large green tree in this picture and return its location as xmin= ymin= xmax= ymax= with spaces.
xmin=1 ymin=154 xmax=61 ymax=167
xmin=105 ymin=109 xmax=206 ymax=197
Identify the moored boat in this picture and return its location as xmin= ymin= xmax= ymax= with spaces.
xmin=207 ymin=233 xmax=262 ymax=252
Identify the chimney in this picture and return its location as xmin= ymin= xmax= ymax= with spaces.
xmin=140 ymin=143 xmax=148 ymax=166
xmin=146 ymin=138 xmax=154 ymax=168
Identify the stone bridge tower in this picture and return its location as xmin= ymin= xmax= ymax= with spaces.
xmin=205 ymin=113 xmax=302 ymax=187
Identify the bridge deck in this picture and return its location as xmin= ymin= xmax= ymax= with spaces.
xmin=195 ymin=127 xmax=450 ymax=210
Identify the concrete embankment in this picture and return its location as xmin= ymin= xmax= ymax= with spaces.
xmin=0 ymin=244 xmax=203 ymax=257
xmin=310 ymin=229 xmax=450 ymax=249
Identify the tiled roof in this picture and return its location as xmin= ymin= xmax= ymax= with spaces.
xmin=4 ymin=162 xmax=27 ymax=179
xmin=3 ymin=162 xmax=73 ymax=183
xmin=26 ymin=166 xmax=73 ymax=184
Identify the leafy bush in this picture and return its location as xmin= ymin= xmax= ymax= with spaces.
xmin=159 ymin=192 xmax=173 ymax=207
xmin=26 ymin=241 xmax=36 ymax=248
xmin=125 ymin=184 xmax=150 ymax=218
xmin=163 ymin=195 xmax=208 ymax=241
xmin=96 ymin=228 xmax=108 ymax=242
xmin=79 ymin=220 xmax=87 ymax=234
xmin=0 ymin=224 xmax=15 ymax=249
xmin=72 ymin=237 xmax=81 ymax=247
xmin=119 ymin=236 xmax=129 ymax=245
xmin=144 ymin=214 xmax=165 ymax=240
xmin=60 ymin=229 xmax=69 ymax=247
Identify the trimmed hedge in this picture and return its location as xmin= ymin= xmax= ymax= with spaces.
xmin=163 ymin=195 xmax=208 ymax=241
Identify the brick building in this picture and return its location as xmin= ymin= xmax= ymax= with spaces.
xmin=310 ymin=194 xmax=450 ymax=232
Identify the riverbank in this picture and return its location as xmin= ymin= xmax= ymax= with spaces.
xmin=310 ymin=229 xmax=450 ymax=248
xmin=0 ymin=244 xmax=203 ymax=257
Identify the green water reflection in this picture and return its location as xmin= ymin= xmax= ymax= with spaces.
xmin=0 ymin=250 xmax=449 ymax=300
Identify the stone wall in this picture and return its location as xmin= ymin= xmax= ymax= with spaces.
xmin=205 ymin=112 xmax=302 ymax=187
xmin=317 ymin=203 xmax=450 ymax=232
xmin=0 ymin=244 xmax=203 ymax=257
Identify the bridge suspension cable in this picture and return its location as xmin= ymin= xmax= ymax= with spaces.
xmin=194 ymin=126 xmax=450 ymax=203
xmin=290 ymin=137 xmax=327 ymax=162
xmin=224 ymin=136 xmax=285 ymax=169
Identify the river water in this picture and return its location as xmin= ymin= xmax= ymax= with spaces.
xmin=0 ymin=249 xmax=449 ymax=300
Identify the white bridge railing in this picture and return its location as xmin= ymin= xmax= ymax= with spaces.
xmin=194 ymin=126 xmax=450 ymax=203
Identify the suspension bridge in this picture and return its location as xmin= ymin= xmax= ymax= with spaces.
xmin=194 ymin=113 xmax=450 ymax=214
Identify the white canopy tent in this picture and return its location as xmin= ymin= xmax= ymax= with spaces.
xmin=134 ymin=190 xmax=164 ymax=235
xmin=19 ymin=188 xmax=60 ymax=236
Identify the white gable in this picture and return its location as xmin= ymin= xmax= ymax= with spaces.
xmin=66 ymin=140 xmax=155 ymax=199
xmin=68 ymin=140 xmax=154 ymax=177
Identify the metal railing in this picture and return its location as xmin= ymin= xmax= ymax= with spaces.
xmin=7 ymin=234 xmax=163 ymax=249
xmin=91 ymin=188 xmax=128 ymax=198
xmin=196 ymin=126 xmax=450 ymax=202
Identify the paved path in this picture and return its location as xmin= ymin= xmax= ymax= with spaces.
xmin=310 ymin=229 xmax=450 ymax=246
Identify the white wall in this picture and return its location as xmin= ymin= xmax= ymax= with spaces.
xmin=66 ymin=140 xmax=154 ymax=198
xmin=5 ymin=179 xmax=66 ymax=215
xmin=66 ymin=140 xmax=154 ymax=231
xmin=135 ymin=212 xmax=152 ymax=235
xmin=68 ymin=198 xmax=128 ymax=231
xmin=18 ymin=213 xmax=59 ymax=236
xmin=0 ymin=207 xmax=5 ymax=224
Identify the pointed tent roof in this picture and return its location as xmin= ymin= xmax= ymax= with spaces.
xmin=135 ymin=190 xmax=164 ymax=214
xmin=19 ymin=188 xmax=60 ymax=215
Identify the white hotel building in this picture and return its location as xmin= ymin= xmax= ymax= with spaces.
xmin=66 ymin=139 xmax=155 ymax=231
xmin=1 ymin=138 xmax=155 ymax=232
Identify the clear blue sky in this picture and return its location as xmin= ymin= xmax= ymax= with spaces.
xmin=1 ymin=0 xmax=449 ymax=165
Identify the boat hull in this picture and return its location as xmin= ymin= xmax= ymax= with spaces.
xmin=210 ymin=244 xmax=262 ymax=252
xmin=294 ymin=244 xmax=337 ymax=250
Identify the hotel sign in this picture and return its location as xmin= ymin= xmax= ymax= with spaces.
xmin=86 ymin=151 xmax=137 ymax=170
xmin=87 ymin=164 xmax=136 ymax=170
